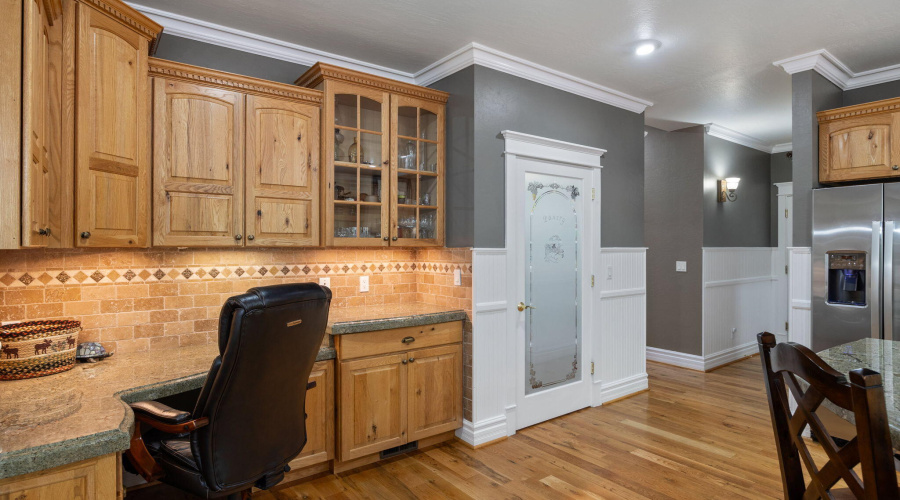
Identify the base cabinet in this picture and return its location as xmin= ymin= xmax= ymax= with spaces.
xmin=288 ymin=359 xmax=335 ymax=470
xmin=335 ymin=322 xmax=463 ymax=462
xmin=0 ymin=453 xmax=120 ymax=500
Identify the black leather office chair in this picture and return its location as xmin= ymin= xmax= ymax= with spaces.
xmin=124 ymin=283 xmax=331 ymax=499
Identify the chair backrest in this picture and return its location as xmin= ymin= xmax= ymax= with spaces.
xmin=190 ymin=283 xmax=331 ymax=493
xmin=757 ymin=332 xmax=898 ymax=500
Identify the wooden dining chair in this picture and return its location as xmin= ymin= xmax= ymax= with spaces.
xmin=757 ymin=332 xmax=899 ymax=500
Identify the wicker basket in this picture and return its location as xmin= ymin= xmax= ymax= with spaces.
xmin=0 ymin=320 xmax=81 ymax=380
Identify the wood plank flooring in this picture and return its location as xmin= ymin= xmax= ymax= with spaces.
xmin=257 ymin=357 xmax=807 ymax=499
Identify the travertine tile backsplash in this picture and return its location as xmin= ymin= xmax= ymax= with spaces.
xmin=0 ymin=247 xmax=472 ymax=355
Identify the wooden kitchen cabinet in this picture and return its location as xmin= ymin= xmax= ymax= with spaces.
xmin=0 ymin=453 xmax=119 ymax=500
xmin=74 ymin=0 xmax=161 ymax=247
xmin=149 ymin=59 xmax=323 ymax=247
xmin=296 ymin=63 xmax=448 ymax=247
xmin=288 ymin=360 xmax=335 ymax=470
xmin=334 ymin=321 xmax=463 ymax=463
xmin=818 ymin=97 xmax=900 ymax=184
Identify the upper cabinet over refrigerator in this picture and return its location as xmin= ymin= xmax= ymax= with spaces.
xmin=296 ymin=63 xmax=448 ymax=247
xmin=817 ymin=97 xmax=900 ymax=184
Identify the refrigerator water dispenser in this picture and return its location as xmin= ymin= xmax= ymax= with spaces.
xmin=826 ymin=251 xmax=867 ymax=306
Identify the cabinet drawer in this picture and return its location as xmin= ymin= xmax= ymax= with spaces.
xmin=337 ymin=321 xmax=462 ymax=359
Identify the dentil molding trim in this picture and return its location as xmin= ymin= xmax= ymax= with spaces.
xmin=773 ymin=49 xmax=900 ymax=91
xmin=126 ymin=3 xmax=652 ymax=114
xmin=704 ymin=123 xmax=792 ymax=154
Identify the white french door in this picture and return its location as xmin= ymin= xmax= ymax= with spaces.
xmin=508 ymin=148 xmax=597 ymax=430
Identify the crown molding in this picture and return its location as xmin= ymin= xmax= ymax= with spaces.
xmin=415 ymin=43 xmax=653 ymax=114
xmin=770 ymin=142 xmax=793 ymax=154
xmin=773 ymin=49 xmax=900 ymax=91
xmin=127 ymin=2 xmax=416 ymax=82
xmin=704 ymin=124 xmax=790 ymax=154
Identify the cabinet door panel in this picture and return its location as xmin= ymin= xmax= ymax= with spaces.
xmin=246 ymin=95 xmax=319 ymax=246
xmin=153 ymin=78 xmax=243 ymax=246
xmin=289 ymin=360 xmax=334 ymax=469
xmin=75 ymin=4 xmax=149 ymax=247
xmin=339 ymin=354 xmax=406 ymax=461
xmin=21 ymin=0 xmax=63 ymax=248
xmin=407 ymin=344 xmax=462 ymax=441
xmin=820 ymin=113 xmax=899 ymax=183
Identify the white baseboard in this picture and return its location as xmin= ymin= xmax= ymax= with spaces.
xmin=455 ymin=414 xmax=509 ymax=447
xmin=702 ymin=341 xmax=758 ymax=371
xmin=647 ymin=342 xmax=758 ymax=372
xmin=598 ymin=373 xmax=648 ymax=404
xmin=646 ymin=347 xmax=705 ymax=371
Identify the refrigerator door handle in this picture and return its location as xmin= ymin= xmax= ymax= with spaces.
xmin=885 ymin=221 xmax=894 ymax=341
xmin=872 ymin=220 xmax=882 ymax=340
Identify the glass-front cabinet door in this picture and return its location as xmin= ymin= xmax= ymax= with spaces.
xmin=390 ymin=95 xmax=444 ymax=246
xmin=324 ymin=82 xmax=390 ymax=246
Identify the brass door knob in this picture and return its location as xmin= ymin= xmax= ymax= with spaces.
xmin=517 ymin=302 xmax=536 ymax=311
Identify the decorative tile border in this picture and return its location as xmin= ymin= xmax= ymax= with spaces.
xmin=0 ymin=261 xmax=473 ymax=288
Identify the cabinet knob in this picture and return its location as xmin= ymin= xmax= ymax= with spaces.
xmin=38 ymin=228 xmax=50 ymax=236
xmin=408 ymin=357 xmax=415 ymax=363
xmin=894 ymin=165 xmax=899 ymax=171
xmin=383 ymin=160 xmax=390 ymax=166
xmin=247 ymin=235 xmax=255 ymax=241
xmin=392 ymin=236 xmax=398 ymax=241
xmin=234 ymin=234 xmax=243 ymax=240
xmin=401 ymin=359 xmax=408 ymax=365
xmin=80 ymin=231 xmax=91 ymax=239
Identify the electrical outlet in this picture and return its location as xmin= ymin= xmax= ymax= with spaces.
xmin=359 ymin=275 xmax=369 ymax=293
xmin=453 ymin=268 xmax=461 ymax=286
xmin=676 ymin=261 xmax=687 ymax=272
xmin=606 ymin=265 xmax=613 ymax=280
xmin=318 ymin=277 xmax=330 ymax=288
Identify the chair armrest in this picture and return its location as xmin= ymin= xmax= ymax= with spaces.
xmin=131 ymin=401 xmax=190 ymax=424
xmin=307 ymin=381 xmax=316 ymax=390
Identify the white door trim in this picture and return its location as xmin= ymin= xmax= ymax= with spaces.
xmin=502 ymin=130 xmax=603 ymax=431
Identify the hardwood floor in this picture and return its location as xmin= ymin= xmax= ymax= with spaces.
xmin=258 ymin=357 xmax=799 ymax=499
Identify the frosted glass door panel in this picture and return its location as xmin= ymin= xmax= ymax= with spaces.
xmin=524 ymin=174 xmax=582 ymax=395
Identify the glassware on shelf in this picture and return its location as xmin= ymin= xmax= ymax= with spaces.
xmin=334 ymin=128 xmax=345 ymax=161
xmin=400 ymin=140 xmax=416 ymax=170
xmin=348 ymin=136 xmax=360 ymax=163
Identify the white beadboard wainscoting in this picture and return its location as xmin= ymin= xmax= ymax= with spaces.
xmin=596 ymin=248 xmax=648 ymax=403
xmin=462 ymin=247 xmax=647 ymax=446
xmin=648 ymin=248 xmax=783 ymax=372
xmin=788 ymin=247 xmax=812 ymax=347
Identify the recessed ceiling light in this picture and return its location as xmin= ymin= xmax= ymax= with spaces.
xmin=635 ymin=40 xmax=661 ymax=56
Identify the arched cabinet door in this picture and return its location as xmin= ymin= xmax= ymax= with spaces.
xmin=245 ymin=94 xmax=320 ymax=247
xmin=74 ymin=2 xmax=154 ymax=247
xmin=152 ymin=78 xmax=244 ymax=247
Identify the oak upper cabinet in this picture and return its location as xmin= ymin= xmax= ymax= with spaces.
xmin=335 ymin=321 xmax=463 ymax=462
xmin=74 ymin=0 xmax=161 ymax=247
xmin=818 ymin=97 xmax=900 ymax=184
xmin=288 ymin=360 xmax=335 ymax=469
xmin=245 ymin=94 xmax=320 ymax=246
xmin=296 ymin=63 xmax=448 ymax=247
xmin=152 ymin=77 xmax=244 ymax=246
xmin=20 ymin=0 xmax=64 ymax=248
xmin=149 ymin=59 xmax=323 ymax=247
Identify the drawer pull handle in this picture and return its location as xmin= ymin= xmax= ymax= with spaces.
xmin=401 ymin=336 xmax=415 ymax=344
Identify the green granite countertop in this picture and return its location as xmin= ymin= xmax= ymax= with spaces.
xmin=327 ymin=303 xmax=467 ymax=335
xmin=0 ymin=343 xmax=336 ymax=480
xmin=816 ymin=338 xmax=900 ymax=447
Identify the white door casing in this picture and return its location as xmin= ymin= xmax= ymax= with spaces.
xmin=502 ymin=131 xmax=603 ymax=431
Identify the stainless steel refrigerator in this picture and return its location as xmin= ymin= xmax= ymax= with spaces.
xmin=812 ymin=183 xmax=900 ymax=351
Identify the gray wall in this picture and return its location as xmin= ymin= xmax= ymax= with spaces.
xmin=702 ymin=135 xmax=772 ymax=247
xmin=472 ymin=66 xmax=645 ymax=248
xmin=154 ymin=34 xmax=309 ymax=84
xmin=843 ymin=80 xmax=900 ymax=107
xmin=791 ymin=71 xmax=842 ymax=247
xmin=644 ymin=126 xmax=705 ymax=355
xmin=428 ymin=67 xmax=475 ymax=248
xmin=770 ymin=152 xmax=793 ymax=245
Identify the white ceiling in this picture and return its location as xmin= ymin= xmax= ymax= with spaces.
xmin=133 ymin=0 xmax=900 ymax=146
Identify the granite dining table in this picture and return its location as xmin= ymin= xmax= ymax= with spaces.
xmin=816 ymin=338 xmax=900 ymax=447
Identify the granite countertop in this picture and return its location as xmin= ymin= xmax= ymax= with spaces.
xmin=0 ymin=344 xmax=336 ymax=480
xmin=816 ymin=338 xmax=900 ymax=447
xmin=328 ymin=303 xmax=467 ymax=335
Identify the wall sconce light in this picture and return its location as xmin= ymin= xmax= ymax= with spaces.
xmin=717 ymin=177 xmax=740 ymax=202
